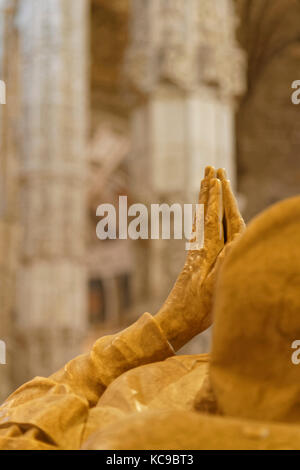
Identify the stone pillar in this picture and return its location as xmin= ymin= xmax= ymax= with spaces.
xmin=0 ymin=0 xmax=19 ymax=401
xmin=125 ymin=0 xmax=246 ymax=336
xmin=13 ymin=0 xmax=89 ymax=385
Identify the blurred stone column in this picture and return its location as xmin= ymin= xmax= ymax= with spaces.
xmin=125 ymin=0 xmax=246 ymax=340
xmin=0 ymin=0 xmax=19 ymax=401
xmin=13 ymin=0 xmax=89 ymax=384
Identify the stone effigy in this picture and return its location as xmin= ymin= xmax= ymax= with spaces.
xmin=0 ymin=166 xmax=300 ymax=450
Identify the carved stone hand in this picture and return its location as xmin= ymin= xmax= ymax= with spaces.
xmin=155 ymin=166 xmax=245 ymax=351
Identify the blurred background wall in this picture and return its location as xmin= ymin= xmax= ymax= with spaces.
xmin=0 ymin=0 xmax=299 ymax=401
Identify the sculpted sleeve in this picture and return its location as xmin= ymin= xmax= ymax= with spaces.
xmin=0 ymin=313 xmax=174 ymax=450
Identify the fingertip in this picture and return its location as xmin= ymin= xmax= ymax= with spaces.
xmin=205 ymin=166 xmax=216 ymax=179
xmin=205 ymin=166 xmax=212 ymax=177
xmin=217 ymin=168 xmax=227 ymax=180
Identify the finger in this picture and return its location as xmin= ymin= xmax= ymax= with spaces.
xmin=199 ymin=166 xmax=216 ymax=206
xmin=217 ymin=169 xmax=245 ymax=242
xmin=191 ymin=166 xmax=216 ymax=240
xmin=216 ymin=168 xmax=228 ymax=241
xmin=216 ymin=167 xmax=227 ymax=183
xmin=223 ymin=180 xmax=245 ymax=241
xmin=204 ymin=178 xmax=224 ymax=255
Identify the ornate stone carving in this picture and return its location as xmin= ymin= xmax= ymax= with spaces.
xmin=125 ymin=0 xmax=246 ymax=97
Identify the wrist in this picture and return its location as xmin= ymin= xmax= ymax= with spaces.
xmin=155 ymin=305 xmax=194 ymax=352
xmin=155 ymin=298 xmax=213 ymax=352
